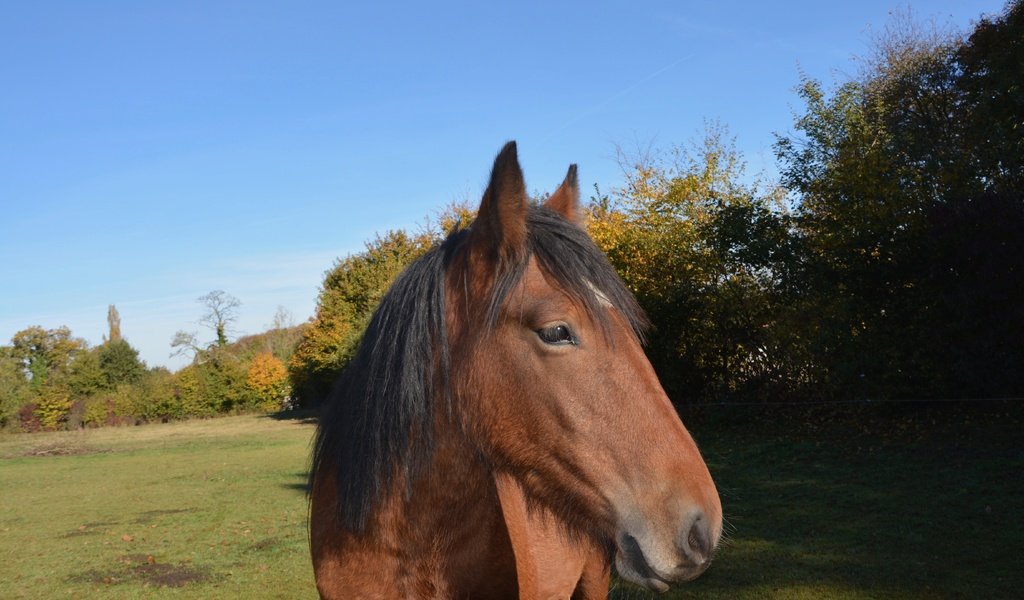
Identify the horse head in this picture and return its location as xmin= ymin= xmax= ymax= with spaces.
xmin=447 ymin=142 xmax=723 ymax=591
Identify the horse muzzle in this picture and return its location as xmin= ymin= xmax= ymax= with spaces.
xmin=613 ymin=508 xmax=717 ymax=592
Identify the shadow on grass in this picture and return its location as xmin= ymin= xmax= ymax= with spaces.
xmin=263 ymin=408 xmax=318 ymax=425
xmin=282 ymin=471 xmax=311 ymax=495
xmin=644 ymin=403 xmax=1024 ymax=599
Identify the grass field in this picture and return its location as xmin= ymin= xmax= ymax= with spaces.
xmin=1 ymin=405 xmax=1021 ymax=599
xmin=0 ymin=414 xmax=318 ymax=599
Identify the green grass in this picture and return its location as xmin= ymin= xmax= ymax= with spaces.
xmin=0 ymin=414 xmax=318 ymax=599
xmin=636 ymin=404 xmax=1024 ymax=600
xmin=1 ymin=405 xmax=1021 ymax=599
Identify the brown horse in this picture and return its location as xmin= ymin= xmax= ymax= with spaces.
xmin=309 ymin=142 xmax=722 ymax=599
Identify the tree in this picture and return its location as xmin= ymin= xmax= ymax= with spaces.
xmin=957 ymin=1 xmax=1024 ymax=195
xmin=68 ymin=348 xmax=107 ymax=397
xmin=589 ymin=124 xmax=802 ymax=402
xmin=247 ymin=352 xmax=290 ymax=411
xmin=265 ymin=306 xmax=304 ymax=362
xmin=171 ymin=290 xmax=242 ymax=360
xmin=198 ymin=290 xmax=241 ymax=348
xmin=170 ymin=330 xmax=202 ymax=360
xmin=34 ymin=384 xmax=73 ymax=430
xmin=98 ymin=339 xmax=145 ymax=387
xmin=0 ymin=346 xmax=30 ymax=428
xmin=106 ymin=305 xmax=122 ymax=343
xmin=173 ymin=365 xmax=213 ymax=417
xmin=133 ymin=368 xmax=181 ymax=422
xmin=290 ymin=230 xmax=432 ymax=405
xmin=10 ymin=326 xmax=86 ymax=389
xmin=289 ymin=204 xmax=471 ymax=407
xmin=773 ymin=3 xmax=1024 ymax=398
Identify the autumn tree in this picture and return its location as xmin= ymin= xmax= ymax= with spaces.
xmin=247 ymin=352 xmax=290 ymax=411
xmin=34 ymin=384 xmax=72 ymax=430
xmin=10 ymin=326 xmax=86 ymax=389
xmin=589 ymin=123 xmax=803 ymax=401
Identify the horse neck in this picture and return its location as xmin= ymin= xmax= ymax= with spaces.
xmin=357 ymin=409 xmax=518 ymax=596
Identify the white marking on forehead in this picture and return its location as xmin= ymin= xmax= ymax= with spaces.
xmin=585 ymin=280 xmax=612 ymax=307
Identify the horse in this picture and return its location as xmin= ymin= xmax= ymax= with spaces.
xmin=309 ymin=142 xmax=722 ymax=599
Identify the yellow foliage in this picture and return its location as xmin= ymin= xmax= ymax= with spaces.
xmin=34 ymin=386 xmax=72 ymax=430
xmin=82 ymin=395 xmax=111 ymax=427
xmin=174 ymin=366 xmax=212 ymax=417
xmin=247 ymin=352 xmax=290 ymax=411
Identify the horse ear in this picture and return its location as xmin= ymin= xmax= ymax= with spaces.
xmin=544 ymin=164 xmax=583 ymax=227
xmin=470 ymin=141 xmax=528 ymax=264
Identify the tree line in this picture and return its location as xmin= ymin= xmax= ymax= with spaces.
xmin=3 ymin=3 xmax=1020 ymax=430
xmin=290 ymin=3 xmax=1023 ymax=407
xmin=0 ymin=296 xmax=302 ymax=431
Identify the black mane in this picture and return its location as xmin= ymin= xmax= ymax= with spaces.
xmin=309 ymin=205 xmax=647 ymax=531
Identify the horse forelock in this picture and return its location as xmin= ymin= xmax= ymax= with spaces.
xmin=310 ymin=204 xmax=648 ymax=532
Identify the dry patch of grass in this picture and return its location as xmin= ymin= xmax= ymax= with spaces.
xmin=70 ymin=554 xmax=217 ymax=588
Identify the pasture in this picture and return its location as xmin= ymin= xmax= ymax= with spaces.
xmin=0 ymin=406 xmax=1020 ymax=599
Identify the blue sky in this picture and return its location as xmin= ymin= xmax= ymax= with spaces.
xmin=0 ymin=1 xmax=1000 ymax=370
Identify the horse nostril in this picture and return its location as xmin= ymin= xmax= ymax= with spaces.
xmin=682 ymin=513 xmax=712 ymax=565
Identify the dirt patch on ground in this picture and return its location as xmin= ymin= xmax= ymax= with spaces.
xmin=70 ymin=554 xmax=216 ymax=587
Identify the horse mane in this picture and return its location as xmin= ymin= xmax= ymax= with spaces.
xmin=309 ymin=205 xmax=649 ymax=532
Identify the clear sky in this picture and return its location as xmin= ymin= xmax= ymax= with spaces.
xmin=0 ymin=1 xmax=1001 ymax=370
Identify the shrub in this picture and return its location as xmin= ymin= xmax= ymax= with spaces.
xmin=34 ymin=386 xmax=73 ymax=430
xmin=175 ymin=366 xmax=214 ymax=417
xmin=109 ymin=384 xmax=142 ymax=425
xmin=18 ymin=403 xmax=41 ymax=432
xmin=82 ymin=396 xmax=112 ymax=428
xmin=136 ymin=368 xmax=182 ymax=421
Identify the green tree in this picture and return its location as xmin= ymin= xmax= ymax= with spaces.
xmin=289 ymin=203 xmax=472 ymax=406
xmin=98 ymin=339 xmax=145 ymax=387
xmin=67 ymin=348 xmax=107 ymax=397
xmin=957 ymin=1 xmax=1024 ymax=195
xmin=290 ymin=230 xmax=433 ymax=405
xmin=173 ymin=365 xmax=214 ymax=417
xmin=133 ymin=368 xmax=181 ymax=422
xmin=773 ymin=4 xmax=1024 ymax=399
xmin=0 ymin=346 xmax=31 ymax=428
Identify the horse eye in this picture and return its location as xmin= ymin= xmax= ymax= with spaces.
xmin=536 ymin=324 xmax=576 ymax=346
